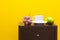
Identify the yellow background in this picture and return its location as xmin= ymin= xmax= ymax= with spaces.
xmin=0 ymin=0 xmax=60 ymax=40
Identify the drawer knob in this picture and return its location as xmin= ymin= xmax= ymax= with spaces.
xmin=36 ymin=34 xmax=40 ymax=37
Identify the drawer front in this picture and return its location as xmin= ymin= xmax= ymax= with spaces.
xmin=19 ymin=27 xmax=57 ymax=40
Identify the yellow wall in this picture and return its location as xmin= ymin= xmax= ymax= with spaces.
xmin=0 ymin=0 xmax=60 ymax=40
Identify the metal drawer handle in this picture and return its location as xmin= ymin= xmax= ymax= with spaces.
xmin=36 ymin=34 xmax=40 ymax=37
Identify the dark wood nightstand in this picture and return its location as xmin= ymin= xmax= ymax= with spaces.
xmin=19 ymin=25 xmax=57 ymax=40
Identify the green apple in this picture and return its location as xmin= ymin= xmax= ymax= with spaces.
xmin=46 ymin=17 xmax=54 ymax=25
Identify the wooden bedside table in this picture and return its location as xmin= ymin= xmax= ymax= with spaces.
xmin=19 ymin=25 xmax=57 ymax=40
